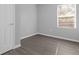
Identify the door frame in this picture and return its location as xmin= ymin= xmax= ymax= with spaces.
xmin=0 ymin=4 xmax=15 ymax=54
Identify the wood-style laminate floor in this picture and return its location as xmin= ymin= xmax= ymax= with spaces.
xmin=3 ymin=34 xmax=79 ymax=55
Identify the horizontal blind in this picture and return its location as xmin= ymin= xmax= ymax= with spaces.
xmin=57 ymin=4 xmax=76 ymax=29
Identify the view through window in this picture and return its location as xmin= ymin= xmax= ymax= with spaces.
xmin=57 ymin=4 xmax=76 ymax=29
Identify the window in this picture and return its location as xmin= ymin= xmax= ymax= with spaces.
xmin=57 ymin=4 xmax=76 ymax=29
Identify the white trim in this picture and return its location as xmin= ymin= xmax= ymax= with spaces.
xmin=20 ymin=33 xmax=38 ymax=40
xmin=20 ymin=33 xmax=79 ymax=43
xmin=0 ymin=48 xmax=12 ymax=55
xmin=38 ymin=33 xmax=79 ymax=43
xmin=0 ymin=44 xmax=21 ymax=55
xmin=13 ymin=44 xmax=21 ymax=49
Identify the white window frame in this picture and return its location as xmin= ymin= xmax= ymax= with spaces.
xmin=57 ymin=4 xmax=76 ymax=29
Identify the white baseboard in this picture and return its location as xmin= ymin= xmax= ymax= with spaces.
xmin=14 ymin=44 xmax=21 ymax=49
xmin=38 ymin=33 xmax=79 ymax=43
xmin=0 ymin=48 xmax=13 ymax=55
xmin=0 ymin=44 xmax=21 ymax=55
xmin=20 ymin=33 xmax=38 ymax=40
xmin=20 ymin=32 xmax=79 ymax=43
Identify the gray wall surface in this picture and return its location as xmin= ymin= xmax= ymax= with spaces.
xmin=37 ymin=4 xmax=79 ymax=41
xmin=15 ymin=4 xmax=37 ymax=45
xmin=15 ymin=5 xmax=21 ymax=45
xmin=19 ymin=4 xmax=37 ymax=37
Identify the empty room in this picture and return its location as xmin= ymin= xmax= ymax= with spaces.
xmin=0 ymin=4 xmax=79 ymax=55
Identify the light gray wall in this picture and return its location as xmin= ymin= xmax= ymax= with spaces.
xmin=19 ymin=4 xmax=37 ymax=37
xmin=15 ymin=4 xmax=37 ymax=45
xmin=15 ymin=5 xmax=21 ymax=45
xmin=37 ymin=4 xmax=79 ymax=41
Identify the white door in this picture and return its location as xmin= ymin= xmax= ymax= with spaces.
xmin=0 ymin=4 xmax=15 ymax=54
